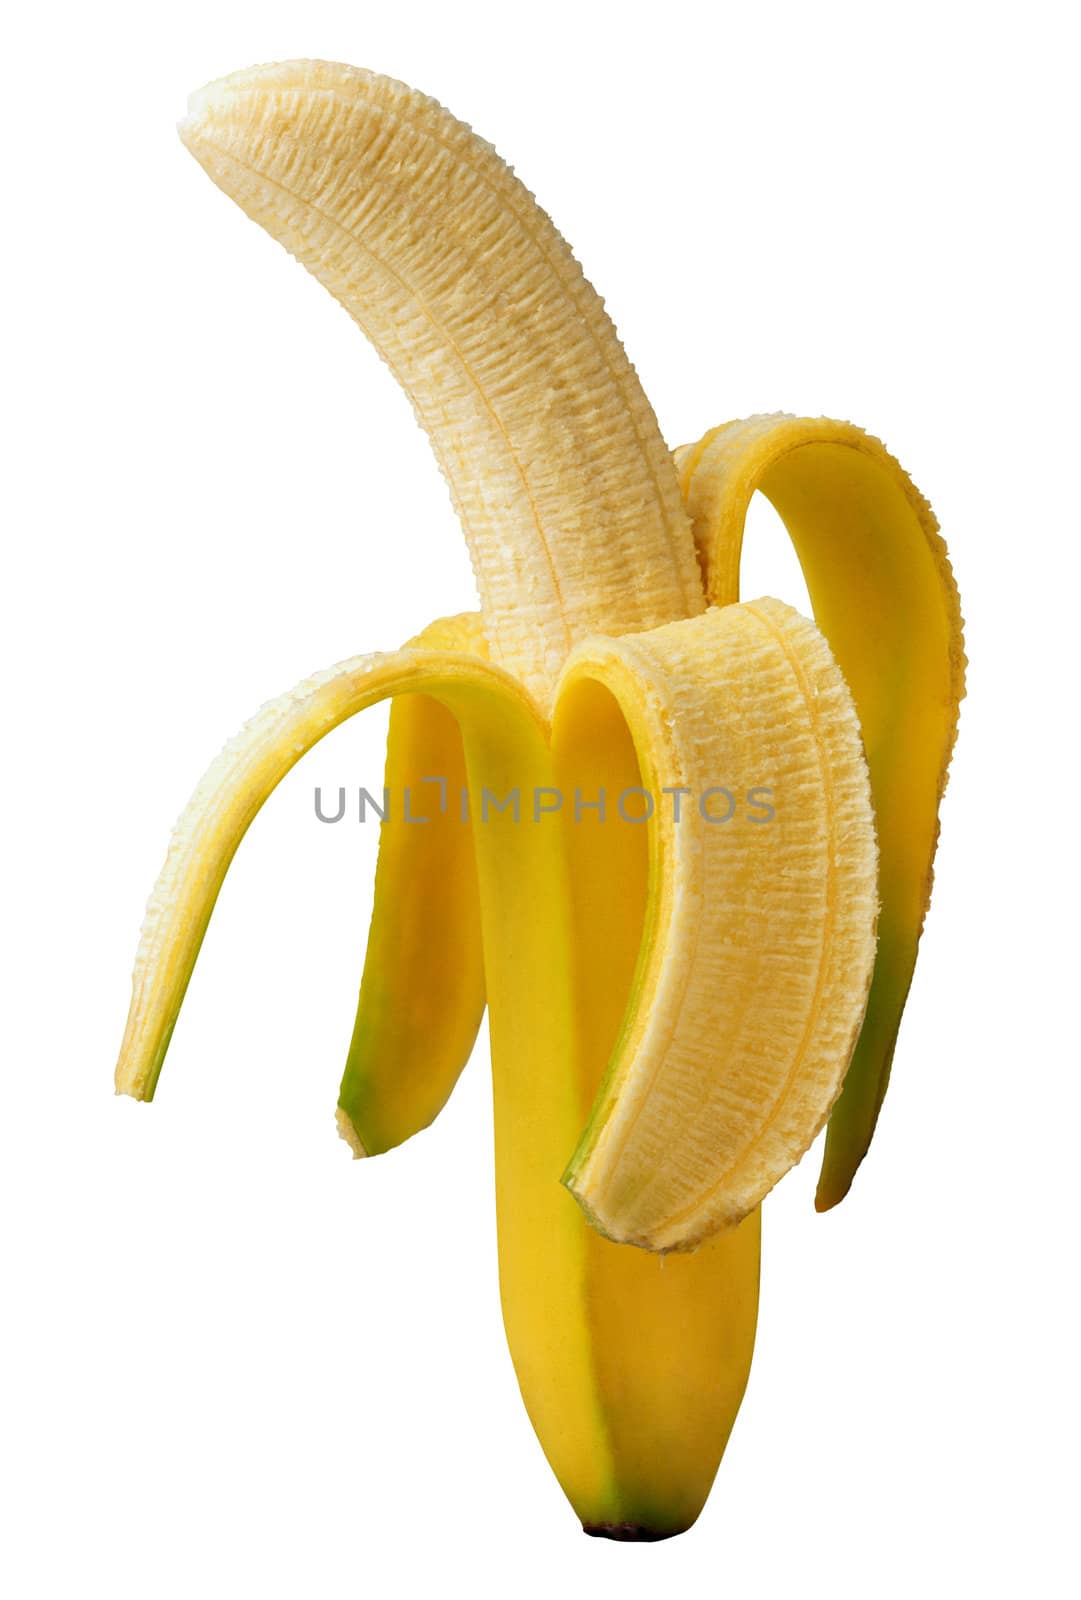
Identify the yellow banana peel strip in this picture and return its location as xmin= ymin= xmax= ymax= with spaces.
xmin=676 ymin=417 xmax=965 ymax=1208
xmin=337 ymin=614 xmax=487 ymax=1156
xmin=559 ymin=599 xmax=878 ymax=1252
xmin=114 ymin=645 xmax=532 ymax=1104
xmin=113 ymin=59 xmax=964 ymax=1537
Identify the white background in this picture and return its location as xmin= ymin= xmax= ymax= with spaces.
xmin=2 ymin=2 xmax=1078 ymax=1595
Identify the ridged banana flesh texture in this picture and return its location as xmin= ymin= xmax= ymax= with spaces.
xmin=179 ymin=59 xmax=703 ymax=708
xmin=114 ymin=59 xmax=963 ymax=1536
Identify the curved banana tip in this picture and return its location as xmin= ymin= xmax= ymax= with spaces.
xmin=177 ymin=63 xmax=280 ymax=147
xmin=177 ymin=73 xmax=231 ymax=146
xmin=177 ymin=59 xmax=368 ymax=144
xmin=335 ymin=1106 xmax=369 ymax=1160
xmin=813 ymin=1173 xmax=853 ymax=1214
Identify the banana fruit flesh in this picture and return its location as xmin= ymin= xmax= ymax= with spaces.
xmin=179 ymin=60 xmax=701 ymax=707
xmin=115 ymin=60 xmax=963 ymax=1537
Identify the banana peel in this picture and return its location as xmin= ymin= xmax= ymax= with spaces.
xmin=676 ymin=417 xmax=965 ymax=1207
xmin=337 ymin=614 xmax=487 ymax=1157
xmin=115 ymin=60 xmax=963 ymax=1537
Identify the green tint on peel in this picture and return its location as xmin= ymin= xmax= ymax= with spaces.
xmin=818 ymin=924 xmax=916 ymax=1207
xmin=677 ymin=416 xmax=965 ymax=1209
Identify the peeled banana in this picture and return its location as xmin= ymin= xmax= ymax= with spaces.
xmin=115 ymin=60 xmax=964 ymax=1538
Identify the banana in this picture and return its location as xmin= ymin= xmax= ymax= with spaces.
xmin=115 ymin=60 xmax=962 ymax=1536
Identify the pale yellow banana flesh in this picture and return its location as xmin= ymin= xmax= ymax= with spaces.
xmin=676 ymin=417 xmax=965 ymax=1208
xmin=337 ymin=614 xmax=487 ymax=1156
xmin=179 ymin=60 xmax=703 ymax=706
